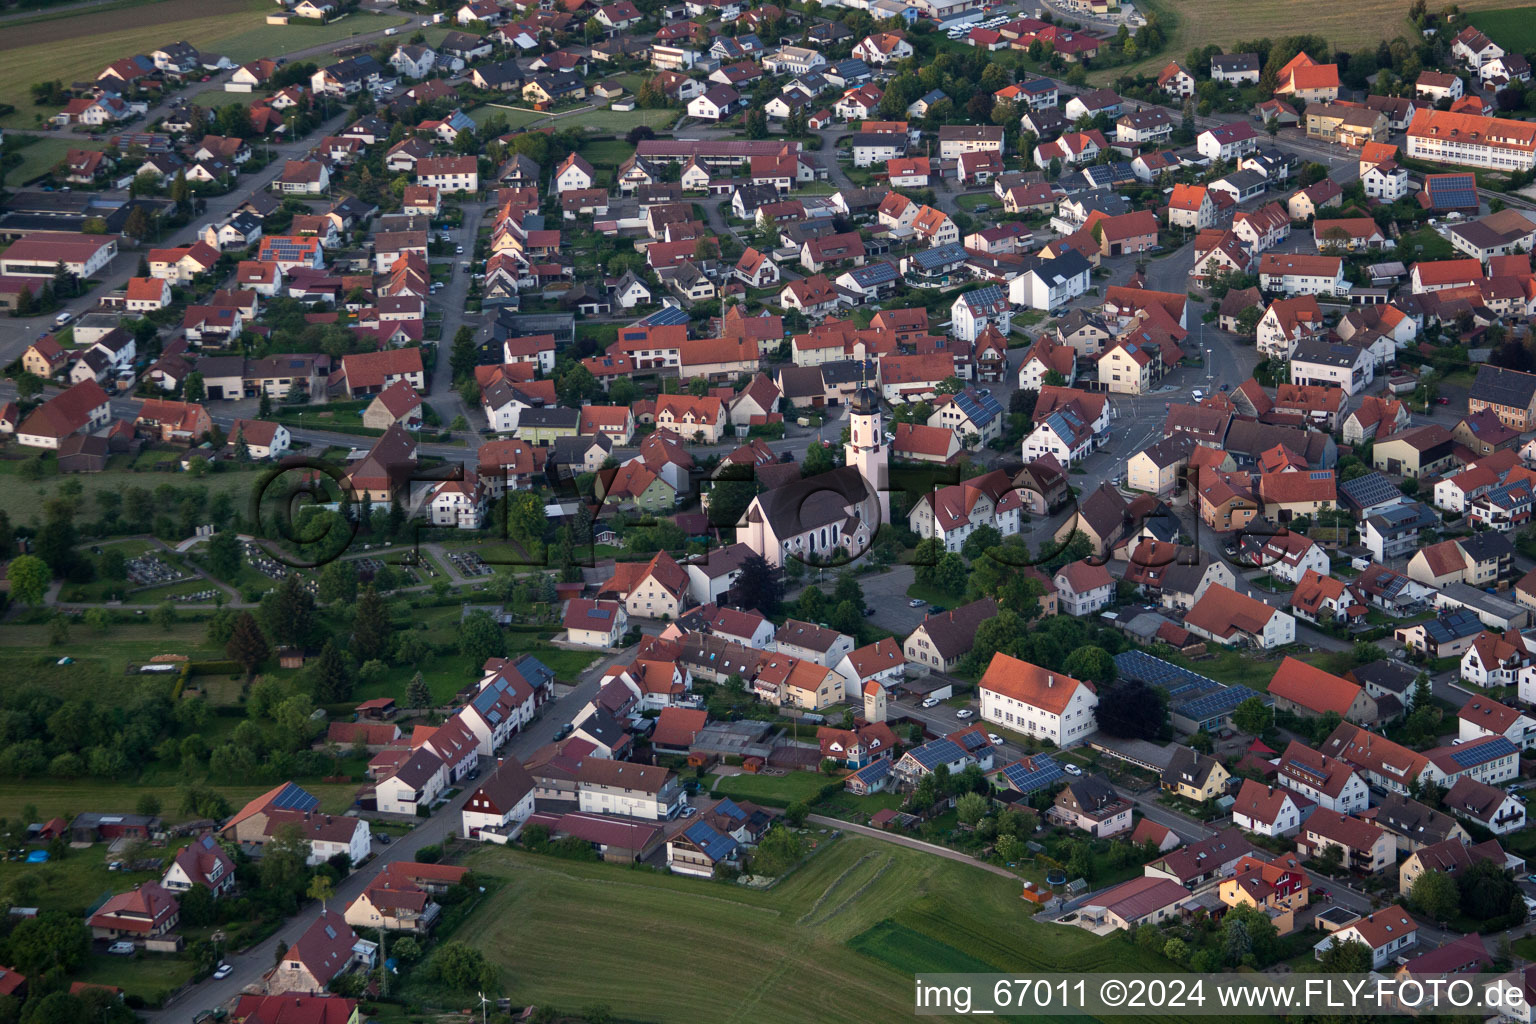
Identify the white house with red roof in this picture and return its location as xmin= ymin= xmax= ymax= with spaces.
xmin=834 ymin=637 xmax=906 ymax=693
xmin=1314 ymin=907 xmax=1417 ymax=969
xmin=462 ymin=758 xmax=537 ymax=841
xmin=1458 ymin=695 xmax=1536 ymax=749
xmin=1054 ymin=559 xmax=1114 ymax=616
xmin=15 ymin=379 xmax=111 ymax=449
xmin=161 ymin=835 xmax=236 ymax=898
xmin=978 ymin=653 xmax=1097 ymax=747
xmin=1231 ymin=778 xmax=1311 ymax=837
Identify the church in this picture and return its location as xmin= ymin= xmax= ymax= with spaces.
xmin=737 ymin=386 xmax=890 ymax=568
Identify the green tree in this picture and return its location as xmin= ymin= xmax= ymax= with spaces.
xmin=5 ymin=912 xmax=90 ymax=975
xmin=206 ymin=530 xmax=242 ymax=580
xmin=6 ymin=554 xmax=50 ymax=605
xmin=226 ymin=612 xmax=270 ymax=678
xmin=183 ymin=371 xmax=205 ymax=403
xmin=407 ymin=672 xmax=432 ymax=709
xmin=459 ymin=608 xmax=506 ymax=665
xmin=1318 ymin=936 xmax=1372 ymax=973
xmin=351 ymin=585 xmax=390 ymax=663
xmin=961 ymin=525 xmax=1003 ymax=561
xmin=318 ymin=560 xmax=358 ymax=604
xmin=935 ymin=552 xmax=967 ymax=596
xmin=450 ymin=326 xmax=479 ymax=382
xmin=434 ymin=942 xmax=498 ymax=992
xmin=311 ymin=639 xmax=353 ymax=703
xmin=1232 ymin=696 xmax=1271 ymax=735
xmin=750 ymin=824 xmax=806 ymax=876
xmin=1061 ymin=646 xmax=1116 ymax=684
xmin=151 ymin=602 xmax=177 ymax=631
xmin=1410 ymin=867 xmax=1460 ymax=923
xmin=262 ymin=573 xmax=316 ymax=648
xmin=955 ymin=791 xmax=989 ymax=825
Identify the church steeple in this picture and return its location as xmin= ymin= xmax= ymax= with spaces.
xmin=845 ymin=374 xmax=890 ymax=528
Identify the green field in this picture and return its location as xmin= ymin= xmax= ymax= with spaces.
xmin=1467 ymin=8 xmax=1536 ymax=53
xmin=467 ymin=104 xmax=548 ymax=130
xmin=0 ymin=778 xmax=358 ymax=823
xmin=1095 ymin=0 xmax=1519 ymax=84
xmin=712 ymin=770 xmax=836 ymax=806
xmin=70 ymin=951 xmax=199 ymax=1003
xmin=0 ymin=0 xmax=409 ymax=129
xmin=4 ymin=136 xmax=99 ymax=187
xmin=436 ymin=839 xmax=1196 ymax=1024
xmin=0 ymin=460 xmax=259 ymax=529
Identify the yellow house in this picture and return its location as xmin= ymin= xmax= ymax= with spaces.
xmin=516 ymin=407 xmax=581 ymax=445
xmin=1159 ymin=747 xmax=1231 ymax=802
xmin=597 ymin=461 xmax=677 ymax=513
xmin=753 ymin=654 xmax=845 ymax=710
xmin=1126 ymin=436 xmax=1191 ymax=496
xmin=1097 ymin=340 xmax=1155 ymax=395
xmin=1218 ymin=854 xmax=1310 ymax=935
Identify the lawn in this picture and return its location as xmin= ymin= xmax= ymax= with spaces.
xmin=1 ymin=619 xmax=225 ymax=680
xmin=1399 ymin=226 xmax=1458 ymax=262
xmin=466 ymin=104 xmax=547 ymax=130
xmin=0 ymin=843 xmax=166 ymax=915
xmin=430 ymin=839 xmax=1182 ymax=1024
xmin=0 ymin=460 xmax=258 ymax=529
xmin=711 ymin=770 xmax=834 ymax=806
xmin=0 ymin=0 xmax=410 ymax=129
xmin=4 ymin=135 xmax=97 ymax=186
xmin=1467 ymin=7 xmax=1536 ymax=53
xmin=0 ymin=779 xmax=358 ymax=823
xmin=567 ymin=106 xmax=678 ymax=133
xmin=70 ymin=951 xmax=199 ymax=1003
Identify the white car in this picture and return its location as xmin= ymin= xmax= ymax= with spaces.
xmin=909 ymin=598 xmax=925 ymax=608
xmin=54 ymin=311 xmax=73 ymax=327
xmin=1191 ymin=388 xmax=1205 ymax=401
xmin=988 ymin=733 xmax=1004 ymax=746
xmin=107 ymin=942 xmax=135 ymax=955
xmin=1062 ymin=764 xmax=1083 ymax=776
xmin=921 ymin=697 xmax=940 ymax=708
xmin=213 ymin=964 xmax=234 ymax=979
xmin=955 ymin=708 xmax=974 ymax=719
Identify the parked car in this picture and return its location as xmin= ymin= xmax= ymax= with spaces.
xmin=955 ymin=708 xmax=973 ymax=719
xmin=213 ymin=964 xmax=233 ymax=980
xmin=377 ymin=833 xmax=392 ymax=844
xmin=53 ymin=311 xmax=73 ymax=327
xmin=555 ymin=722 xmax=574 ymax=739
xmin=988 ymin=733 xmax=1004 ymax=746
xmin=108 ymin=942 xmax=135 ymax=955
xmin=1062 ymin=764 xmax=1083 ymax=776
xmin=908 ymin=598 xmax=925 ymax=608
xmin=921 ymin=697 xmax=940 ymax=708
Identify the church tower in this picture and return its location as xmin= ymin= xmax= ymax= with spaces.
xmin=845 ymin=385 xmax=890 ymax=528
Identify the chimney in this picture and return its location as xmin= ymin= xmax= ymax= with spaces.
xmin=1047 ymin=675 xmax=1054 ymax=687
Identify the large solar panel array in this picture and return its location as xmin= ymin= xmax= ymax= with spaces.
xmin=271 ymin=782 xmax=320 ymax=813
xmin=684 ymin=820 xmax=738 ymax=861
xmin=909 ymin=737 xmax=966 ymax=769
xmin=262 ymin=238 xmax=315 ymax=262
xmin=1002 ymin=755 xmax=1065 ymax=794
xmin=1426 ymin=173 xmax=1477 ymax=210
xmin=1446 ymin=736 xmax=1517 ymax=768
xmin=1340 ymin=471 xmax=1402 ymax=510
xmin=634 ymin=306 xmax=690 ymax=327
xmin=1114 ymin=650 xmax=1271 ymax=728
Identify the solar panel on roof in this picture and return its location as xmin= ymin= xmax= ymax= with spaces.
xmin=1448 ymin=737 xmax=1517 ymax=767
xmin=1002 ymin=755 xmax=1064 ymax=794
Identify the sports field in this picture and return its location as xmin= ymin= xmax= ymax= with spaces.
xmin=0 ymin=0 xmax=409 ymax=129
xmin=445 ymin=838 xmax=1195 ymax=1024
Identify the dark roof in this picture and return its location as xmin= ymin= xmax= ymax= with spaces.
xmin=1471 ymin=365 xmax=1536 ymax=410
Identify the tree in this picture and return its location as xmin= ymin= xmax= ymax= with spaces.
xmin=5 ymin=912 xmax=90 ymax=975
xmin=744 ymin=107 xmax=769 ymax=139
xmin=263 ymin=573 xmax=316 ymax=647
xmin=227 ymin=612 xmax=270 ymax=678
xmin=956 ymin=791 xmax=988 ymax=825
xmin=734 ymin=552 xmax=784 ymax=615
xmin=351 ymin=586 xmax=390 ymax=663
xmin=751 ymin=824 xmax=806 ymax=876
xmin=1459 ymin=858 xmax=1522 ymax=922
xmin=1065 ymin=840 xmax=1094 ymax=882
xmin=152 ymin=602 xmax=177 ymax=631
xmin=935 ymin=552 xmax=968 ymax=596
xmin=6 ymin=555 xmax=50 ymax=605
xmin=407 ymin=672 xmax=432 ymax=709
xmin=801 ymin=441 xmax=834 ymax=476
xmin=1061 ymin=646 xmax=1116 ymax=684
xmin=318 ymin=560 xmax=358 ymax=604
xmin=1318 ymin=936 xmax=1372 ymax=974
xmin=1410 ymin=867 xmax=1460 ymax=923
xmin=1234 ymin=305 xmax=1263 ymax=336
xmin=1232 ymin=696 xmax=1271 ymax=735
xmin=206 ymin=530 xmax=242 ymax=580
xmin=1093 ymin=679 xmax=1167 ymax=739
xmin=961 ymin=525 xmax=1003 ymax=561
xmin=183 ymin=371 xmax=205 ymax=403
xmin=434 ymin=942 xmax=497 ymax=992
xmin=312 ymin=640 xmax=353 ymax=703
xmin=459 ymin=608 xmax=506 ymax=664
